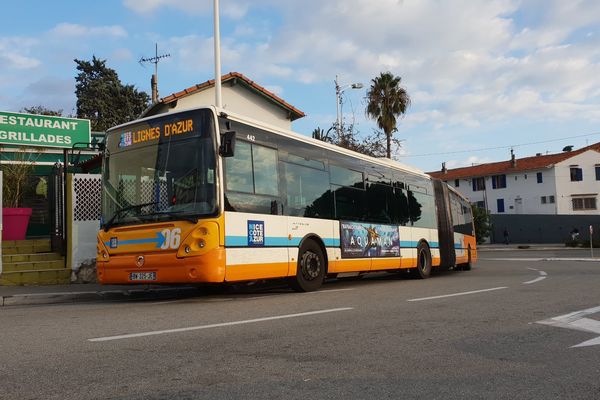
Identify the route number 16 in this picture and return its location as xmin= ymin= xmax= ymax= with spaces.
xmin=160 ymin=228 xmax=181 ymax=249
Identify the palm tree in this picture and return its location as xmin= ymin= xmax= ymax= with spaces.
xmin=366 ymin=72 xmax=410 ymax=158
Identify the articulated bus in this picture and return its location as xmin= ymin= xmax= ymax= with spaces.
xmin=97 ymin=106 xmax=476 ymax=291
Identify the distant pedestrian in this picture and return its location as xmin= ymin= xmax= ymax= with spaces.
xmin=570 ymin=228 xmax=580 ymax=241
xmin=503 ymin=228 xmax=509 ymax=245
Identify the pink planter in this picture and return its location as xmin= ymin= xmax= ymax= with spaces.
xmin=2 ymin=208 xmax=33 ymax=241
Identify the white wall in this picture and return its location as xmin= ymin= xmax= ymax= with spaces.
xmin=447 ymin=167 xmax=558 ymax=215
xmin=554 ymin=150 xmax=600 ymax=215
xmin=164 ymin=85 xmax=293 ymax=130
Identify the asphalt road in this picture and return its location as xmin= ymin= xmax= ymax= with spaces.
xmin=1 ymin=254 xmax=599 ymax=399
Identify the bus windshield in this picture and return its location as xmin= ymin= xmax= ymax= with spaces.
xmin=101 ymin=109 xmax=217 ymax=229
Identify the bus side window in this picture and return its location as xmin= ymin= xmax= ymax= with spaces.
xmin=283 ymin=162 xmax=332 ymax=219
xmin=224 ymin=141 xmax=281 ymax=214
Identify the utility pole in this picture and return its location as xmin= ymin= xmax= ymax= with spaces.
xmin=214 ymin=0 xmax=222 ymax=109
xmin=139 ymin=43 xmax=171 ymax=104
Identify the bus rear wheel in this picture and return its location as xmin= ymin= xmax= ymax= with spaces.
xmin=458 ymin=246 xmax=472 ymax=271
xmin=290 ymin=240 xmax=325 ymax=292
xmin=412 ymin=242 xmax=432 ymax=279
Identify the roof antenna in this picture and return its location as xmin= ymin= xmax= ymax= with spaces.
xmin=139 ymin=43 xmax=171 ymax=104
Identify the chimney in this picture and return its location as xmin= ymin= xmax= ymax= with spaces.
xmin=442 ymin=162 xmax=447 ymax=174
xmin=510 ymin=149 xmax=517 ymax=168
xmin=151 ymin=74 xmax=158 ymax=104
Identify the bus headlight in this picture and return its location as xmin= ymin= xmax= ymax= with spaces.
xmin=177 ymin=222 xmax=219 ymax=258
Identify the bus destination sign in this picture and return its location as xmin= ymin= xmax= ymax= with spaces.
xmin=118 ymin=118 xmax=194 ymax=148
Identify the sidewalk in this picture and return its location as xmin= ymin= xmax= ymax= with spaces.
xmin=0 ymin=283 xmax=202 ymax=307
xmin=478 ymin=243 xmax=575 ymax=251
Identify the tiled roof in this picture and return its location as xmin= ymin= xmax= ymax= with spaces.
xmin=159 ymin=72 xmax=306 ymax=121
xmin=428 ymin=142 xmax=600 ymax=180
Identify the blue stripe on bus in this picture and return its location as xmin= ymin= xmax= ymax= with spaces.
xmin=225 ymin=236 xmax=442 ymax=249
xmin=225 ymin=236 xmax=340 ymax=247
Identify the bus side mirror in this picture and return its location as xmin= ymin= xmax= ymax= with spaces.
xmin=219 ymin=131 xmax=236 ymax=157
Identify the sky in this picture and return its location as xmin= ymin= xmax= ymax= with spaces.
xmin=1 ymin=0 xmax=600 ymax=172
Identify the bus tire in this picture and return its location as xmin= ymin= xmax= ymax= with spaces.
xmin=289 ymin=240 xmax=326 ymax=292
xmin=412 ymin=242 xmax=432 ymax=279
xmin=460 ymin=246 xmax=472 ymax=271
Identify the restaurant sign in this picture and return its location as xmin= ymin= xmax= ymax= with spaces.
xmin=0 ymin=111 xmax=91 ymax=149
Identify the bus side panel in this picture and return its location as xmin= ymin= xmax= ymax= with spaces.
xmin=455 ymin=233 xmax=478 ymax=264
xmin=399 ymin=226 xmax=417 ymax=268
xmin=223 ymin=211 xmax=290 ymax=281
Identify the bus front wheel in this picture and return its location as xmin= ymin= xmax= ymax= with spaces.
xmin=290 ymin=240 xmax=325 ymax=292
xmin=412 ymin=242 xmax=432 ymax=279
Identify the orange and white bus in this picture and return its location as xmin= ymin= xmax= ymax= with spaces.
xmin=97 ymin=106 xmax=476 ymax=291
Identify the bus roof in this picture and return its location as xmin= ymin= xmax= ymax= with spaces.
xmin=108 ymin=105 xmax=430 ymax=180
xmin=217 ymin=107 xmax=429 ymax=179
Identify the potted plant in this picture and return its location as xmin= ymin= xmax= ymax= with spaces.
xmin=1 ymin=147 xmax=37 ymax=240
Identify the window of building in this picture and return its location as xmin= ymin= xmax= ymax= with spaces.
xmin=454 ymin=179 xmax=459 ymax=188
xmin=572 ymin=197 xmax=597 ymax=210
xmin=541 ymin=196 xmax=547 ymax=204
xmin=472 ymin=177 xmax=485 ymax=191
xmin=596 ymin=166 xmax=600 ymax=181
xmin=549 ymin=195 xmax=555 ymax=203
xmin=497 ymin=198 xmax=505 ymax=213
xmin=491 ymin=174 xmax=507 ymax=189
xmin=570 ymin=166 xmax=583 ymax=182
xmin=537 ymin=172 xmax=543 ymax=183
xmin=473 ymin=200 xmax=485 ymax=209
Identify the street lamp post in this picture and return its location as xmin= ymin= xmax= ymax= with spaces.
xmin=335 ymin=75 xmax=363 ymax=137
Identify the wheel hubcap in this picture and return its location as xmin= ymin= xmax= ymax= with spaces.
xmin=301 ymin=251 xmax=321 ymax=281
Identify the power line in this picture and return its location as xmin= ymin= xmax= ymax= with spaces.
xmin=402 ymin=131 xmax=600 ymax=158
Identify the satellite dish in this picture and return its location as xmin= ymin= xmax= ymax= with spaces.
xmin=562 ymin=145 xmax=573 ymax=152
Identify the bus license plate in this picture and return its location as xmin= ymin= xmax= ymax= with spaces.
xmin=129 ymin=272 xmax=156 ymax=281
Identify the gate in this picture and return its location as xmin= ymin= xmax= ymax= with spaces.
xmin=49 ymin=162 xmax=65 ymax=255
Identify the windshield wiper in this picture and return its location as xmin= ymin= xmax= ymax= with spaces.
xmin=103 ymin=201 xmax=159 ymax=231
xmin=140 ymin=210 xmax=199 ymax=224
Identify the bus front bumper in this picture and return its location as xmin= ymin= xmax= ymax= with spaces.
xmin=96 ymin=247 xmax=226 ymax=284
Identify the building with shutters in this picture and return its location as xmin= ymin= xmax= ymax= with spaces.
xmin=428 ymin=142 xmax=600 ymax=216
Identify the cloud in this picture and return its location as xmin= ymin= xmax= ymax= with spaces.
xmin=50 ymin=23 xmax=127 ymax=38
xmin=0 ymin=37 xmax=41 ymax=70
xmin=123 ymin=0 xmax=248 ymax=19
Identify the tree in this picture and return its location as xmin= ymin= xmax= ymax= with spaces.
xmin=74 ymin=56 xmax=150 ymax=131
xmin=20 ymin=106 xmax=64 ymax=116
xmin=472 ymin=205 xmax=491 ymax=244
xmin=366 ymin=72 xmax=410 ymax=159
xmin=1 ymin=148 xmax=38 ymax=208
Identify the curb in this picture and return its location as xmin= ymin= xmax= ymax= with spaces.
xmin=0 ymin=286 xmax=199 ymax=307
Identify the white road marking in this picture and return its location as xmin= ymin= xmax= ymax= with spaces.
xmin=88 ymin=307 xmax=354 ymax=342
xmin=523 ymin=269 xmax=548 ymax=285
xmin=537 ymin=305 xmax=600 ymax=348
xmin=407 ymin=287 xmax=508 ymax=302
